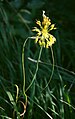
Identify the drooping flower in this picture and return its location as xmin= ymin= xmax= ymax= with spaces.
xmin=32 ymin=11 xmax=56 ymax=48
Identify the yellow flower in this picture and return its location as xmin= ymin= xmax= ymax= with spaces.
xmin=32 ymin=11 xmax=56 ymax=48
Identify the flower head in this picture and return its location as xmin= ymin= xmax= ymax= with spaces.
xmin=32 ymin=11 xmax=56 ymax=48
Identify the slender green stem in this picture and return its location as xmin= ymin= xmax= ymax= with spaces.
xmin=22 ymin=38 xmax=28 ymax=95
xmin=42 ymin=46 xmax=54 ymax=90
xmin=41 ymin=46 xmax=55 ymax=118
xmin=25 ymin=47 xmax=43 ymax=92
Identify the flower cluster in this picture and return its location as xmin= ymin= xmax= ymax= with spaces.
xmin=32 ymin=11 xmax=56 ymax=48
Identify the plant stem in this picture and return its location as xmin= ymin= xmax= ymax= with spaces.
xmin=22 ymin=38 xmax=28 ymax=95
xmin=26 ymin=47 xmax=43 ymax=92
xmin=42 ymin=46 xmax=54 ymax=90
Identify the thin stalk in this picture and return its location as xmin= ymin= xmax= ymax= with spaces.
xmin=42 ymin=46 xmax=54 ymax=90
xmin=25 ymin=47 xmax=43 ymax=92
xmin=22 ymin=38 xmax=28 ymax=95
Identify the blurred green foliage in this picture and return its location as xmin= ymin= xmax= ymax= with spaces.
xmin=0 ymin=0 xmax=75 ymax=119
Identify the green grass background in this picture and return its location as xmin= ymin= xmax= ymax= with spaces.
xmin=0 ymin=0 xmax=75 ymax=119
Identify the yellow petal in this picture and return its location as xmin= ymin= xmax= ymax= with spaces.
xmin=50 ymin=24 xmax=55 ymax=31
xmin=49 ymin=34 xmax=56 ymax=46
xmin=36 ymin=20 xmax=41 ymax=27
xmin=32 ymin=27 xmax=41 ymax=35
xmin=35 ymin=36 xmax=39 ymax=43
